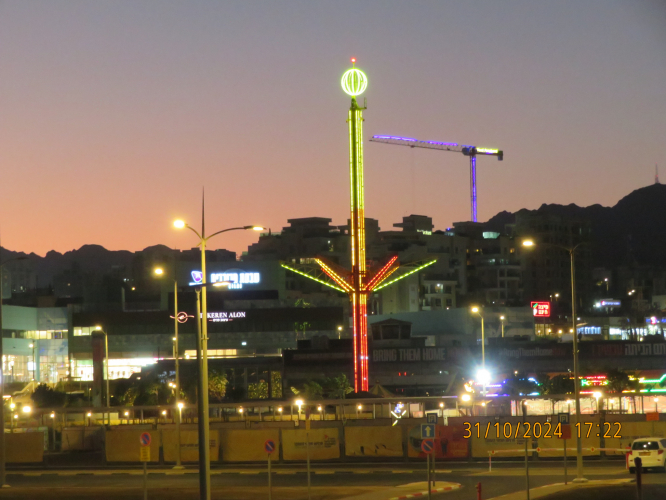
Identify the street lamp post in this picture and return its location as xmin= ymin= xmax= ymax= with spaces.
xmin=522 ymin=238 xmax=587 ymax=482
xmin=93 ymin=327 xmax=111 ymax=426
xmin=500 ymin=315 xmax=505 ymax=338
xmin=470 ymin=307 xmax=487 ymax=396
xmin=154 ymin=268 xmax=184 ymax=470
xmin=173 ymin=217 xmax=263 ymax=500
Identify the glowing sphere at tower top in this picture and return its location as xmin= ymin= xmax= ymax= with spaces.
xmin=341 ymin=68 xmax=368 ymax=97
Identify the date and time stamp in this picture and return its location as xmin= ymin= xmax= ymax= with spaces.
xmin=462 ymin=421 xmax=623 ymax=439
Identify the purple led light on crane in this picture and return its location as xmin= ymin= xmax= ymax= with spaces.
xmin=373 ymin=135 xmax=418 ymax=141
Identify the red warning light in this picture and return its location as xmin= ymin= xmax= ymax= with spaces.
xmin=351 ymin=57 xmax=356 ymax=64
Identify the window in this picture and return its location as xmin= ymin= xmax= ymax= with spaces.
xmin=632 ymin=441 xmax=660 ymax=450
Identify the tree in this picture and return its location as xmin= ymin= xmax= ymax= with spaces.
xmin=325 ymin=374 xmax=353 ymax=399
xmin=605 ymin=368 xmax=639 ymax=393
xmin=291 ymin=380 xmax=323 ymax=400
xmin=31 ymin=384 xmax=66 ymax=408
xmin=208 ymin=370 xmax=228 ymax=403
xmin=546 ymin=374 xmax=574 ymax=395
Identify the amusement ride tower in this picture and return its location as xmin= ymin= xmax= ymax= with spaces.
xmin=281 ymin=60 xmax=436 ymax=392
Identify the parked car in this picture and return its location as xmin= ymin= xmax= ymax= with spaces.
xmin=629 ymin=437 xmax=666 ymax=473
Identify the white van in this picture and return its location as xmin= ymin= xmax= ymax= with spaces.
xmin=628 ymin=437 xmax=666 ymax=472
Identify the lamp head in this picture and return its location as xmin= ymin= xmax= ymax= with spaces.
xmin=178 ymin=402 xmax=184 ymax=409
xmin=173 ymin=220 xmax=186 ymax=229
xmin=500 ymin=315 xmax=505 ymax=320
xmin=476 ymin=368 xmax=491 ymax=385
xmin=295 ymin=399 xmax=304 ymax=407
xmin=252 ymin=226 xmax=264 ymax=231
xmin=471 ymin=306 xmax=480 ymax=314
xmin=522 ymin=239 xmax=535 ymax=247
xmin=154 ymin=268 xmax=164 ymax=276
xmin=461 ymin=394 xmax=471 ymax=402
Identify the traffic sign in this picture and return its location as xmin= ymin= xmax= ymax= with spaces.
xmin=140 ymin=432 xmax=151 ymax=446
xmin=426 ymin=413 xmax=438 ymax=425
xmin=421 ymin=439 xmax=434 ymax=454
xmin=140 ymin=446 xmax=151 ymax=462
xmin=420 ymin=424 xmax=435 ymax=439
xmin=557 ymin=413 xmax=570 ymax=425
xmin=264 ymin=439 xmax=276 ymax=454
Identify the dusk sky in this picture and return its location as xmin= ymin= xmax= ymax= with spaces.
xmin=1 ymin=1 xmax=665 ymax=257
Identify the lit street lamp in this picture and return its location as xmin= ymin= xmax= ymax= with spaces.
xmin=173 ymin=216 xmax=263 ymax=500
xmin=522 ymin=238 xmax=588 ymax=483
xmin=470 ymin=307 xmax=487 ymax=395
xmin=154 ymin=266 xmax=184 ymax=469
xmin=499 ymin=315 xmax=505 ymax=338
xmin=28 ymin=344 xmax=35 ymax=381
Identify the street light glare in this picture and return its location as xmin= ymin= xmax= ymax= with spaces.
xmin=22 ymin=406 xmax=31 ymax=414
xmin=477 ymin=368 xmax=491 ymax=384
xmin=154 ymin=268 xmax=164 ymax=275
xmin=500 ymin=315 xmax=505 ymax=320
xmin=461 ymin=394 xmax=471 ymax=402
xmin=471 ymin=306 xmax=479 ymax=313
xmin=251 ymin=226 xmax=265 ymax=231
xmin=295 ymin=399 xmax=304 ymax=406
xmin=522 ymin=239 xmax=534 ymax=247
xmin=178 ymin=402 xmax=184 ymax=409
xmin=173 ymin=220 xmax=186 ymax=229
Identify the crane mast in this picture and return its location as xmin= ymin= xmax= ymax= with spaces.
xmin=369 ymin=135 xmax=503 ymax=222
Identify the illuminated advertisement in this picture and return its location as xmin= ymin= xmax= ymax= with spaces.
xmin=207 ymin=311 xmax=246 ymax=323
xmin=596 ymin=299 xmax=621 ymax=307
xmin=531 ymin=301 xmax=551 ymax=317
xmin=189 ymin=270 xmax=260 ymax=289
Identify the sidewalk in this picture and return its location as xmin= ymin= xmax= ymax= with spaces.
xmin=340 ymin=481 xmax=461 ymax=500
xmin=486 ymin=478 xmax=633 ymax=500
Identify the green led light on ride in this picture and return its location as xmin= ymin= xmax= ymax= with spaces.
xmin=341 ymin=68 xmax=368 ymax=97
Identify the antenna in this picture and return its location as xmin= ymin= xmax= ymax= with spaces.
xmin=656 ymin=164 xmax=660 ymax=185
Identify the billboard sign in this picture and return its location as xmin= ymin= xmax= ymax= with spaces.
xmin=531 ymin=301 xmax=551 ymax=317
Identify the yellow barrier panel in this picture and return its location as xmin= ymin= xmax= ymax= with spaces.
xmin=6 ymin=433 xmax=44 ymax=463
xmin=603 ymin=421 xmax=666 ymax=455
xmin=536 ymin=416 xmax=600 ymax=457
xmin=345 ymin=426 xmax=400 ymax=458
xmin=220 ymin=429 xmax=279 ymax=462
xmin=283 ymin=428 xmax=340 ymax=460
xmin=105 ymin=429 xmax=161 ymax=462
xmin=163 ymin=429 xmax=219 ymax=462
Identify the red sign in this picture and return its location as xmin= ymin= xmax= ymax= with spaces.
xmin=559 ymin=424 xmax=571 ymax=440
xmin=531 ymin=302 xmax=551 ymax=317
xmin=421 ymin=439 xmax=434 ymax=454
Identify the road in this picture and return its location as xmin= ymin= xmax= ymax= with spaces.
xmin=1 ymin=462 xmax=664 ymax=499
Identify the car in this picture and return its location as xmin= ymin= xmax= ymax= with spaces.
xmin=628 ymin=437 xmax=666 ymax=473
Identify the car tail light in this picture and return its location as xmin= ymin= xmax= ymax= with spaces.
xmin=658 ymin=450 xmax=664 ymax=455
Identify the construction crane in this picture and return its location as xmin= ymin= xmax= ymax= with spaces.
xmin=369 ymin=135 xmax=503 ymax=222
